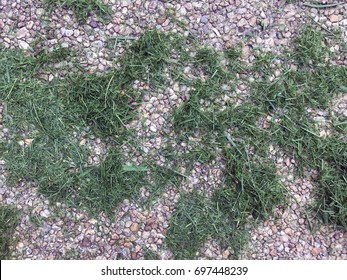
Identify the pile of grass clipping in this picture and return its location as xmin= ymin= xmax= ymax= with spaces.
xmin=0 ymin=25 xmax=346 ymax=259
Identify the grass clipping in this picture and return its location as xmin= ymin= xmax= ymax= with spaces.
xmin=0 ymin=25 xmax=346 ymax=259
xmin=0 ymin=206 xmax=20 ymax=259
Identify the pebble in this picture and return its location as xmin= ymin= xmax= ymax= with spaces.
xmin=237 ymin=18 xmax=248 ymax=27
xmin=277 ymin=244 xmax=284 ymax=252
xmin=249 ymin=16 xmax=257 ymax=27
xmin=17 ymin=27 xmax=29 ymax=39
xmin=131 ymin=252 xmax=137 ymax=259
xmin=185 ymin=3 xmax=193 ymax=11
xmin=18 ymin=40 xmax=30 ymax=50
xmin=271 ymin=225 xmax=278 ymax=234
xmin=311 ymin=247 xmax=320 ymax=257
xmin=16 ymin=242 xmax=24 ymax=250
xmin=179 ymin=7 xmax=186 ymax=16
xmin=130 ymin=223 xmax=139 ymax=232
xmin=61 ymin=42 xmax=69 ymax=48
xmin=81 ymin=237 xmax=92 ymax=247
xmin=284 ymin=228 xmax=294 ymax=237
xmin=40 ymin=209 xmax=50 ymax=218
xmin=149 ymin=125 xmax=157 ymax=133
xmin=157 ymin=18 xmax=166 ymax=24
xmin=270 ymin=249 xmax=277 ymax=257
xmin=222 ymin=249 xmax=230 ymax=259
xmin=173 ymin=83 xmax=179 ymax=92
xmin=329 ymin=15 xmax=339 ymax=23
xmin=91 ymin=40 xmax=103 ymax=49
xmin=89 ymin=21 xmax=98 ymax=28
xmin=200 ymin=15 xmax=209 ymax=24
xmin=61 ymin=28 xmax=73 ymax=37
xmin=142 ymin=231 xmax=150 ymax=239
xmin=125 ymin=221 xmax=132 ymax=228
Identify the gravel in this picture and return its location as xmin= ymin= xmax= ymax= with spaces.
xmin=0 ymin=0 xmax=346 ymax=260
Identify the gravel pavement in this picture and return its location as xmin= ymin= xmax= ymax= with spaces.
xmin=0 ymin=0 xmax=346 ymax=259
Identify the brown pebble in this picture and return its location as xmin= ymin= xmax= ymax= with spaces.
xmin=130 ymin=223 xmax=139 ymax=232
xmin=329 ymin=15 xmax=339 ymax=23
xmin=144 ymin=225 xmax=152 ymax=231
xmin=271 ymin=225 xmax=278 ymax=234
xmin=130 ymin=235 xmax=137 ymax=242
xmin=311 ymin=247 xmax=320 ymax=257
xmin=131 ymin=252 xmax=137 ymax=260
xmin=111 ymin=233 xmax=119 ymax=240
xmin=157 ymin=18 xmax=166 ymax=24
xmin=270 ymin=249 xmax=277 ymax=257
xmin=320 ymin=225 xmax=328 ymax=234
xmin=284 ymin=227 xmax=294 ymax=237
xmin=146 ymin=217 xmax=156 ymax=226
xmin=81 ymin=237 xmax=91 ymax=247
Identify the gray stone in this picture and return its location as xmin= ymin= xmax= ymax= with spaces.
xmin=18 ymin=40 xmax=30 ymax=50
xmin=61 ymin=42 xmax=69 ymax=48
xmin=89 ymin=21 xmax=98 ymax=28
xmin=149 ymin=125 xmax=157 ymax=132
xmin=36 ymin=8 xmax=44 ymax=16
xmin=200 ymin=15 xmax=209 ymax=24
xmin=185 ymin=3 xmax=193 ymax=11
xmin=249 ymin=16 xmax=257 ymax=27
xmin=179 ymin=6 xmax=186 ymax=16
xmin=61 ymin=28 xmax=73 ymax=37
xmin=17 ymin=27 xmax=29 ymax=39
xmin=0 ymin=184 xmax=5 ymax=195
xmin=40 ymin=209 xmax=50 ymax=218
xmin=0 ymin=19 xmax=5 ymax=29
xmin=27 ymin=21 xmax=34 ymax=30
xmin=91 ymin=40 xmax=103 ymax=49
xmin=237 ymin=18 xmax=248 ymax=27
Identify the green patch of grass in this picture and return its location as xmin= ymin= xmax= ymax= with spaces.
xmin=168 ymin=102 xmax=288 ymax=259
xmin=144 ymin=250 xmax=161 ymax=260
xmin=224 ymin=44 xmax=245 ymax=73
xmin=166 ymin=24 xmax=346 ymax=259
xmin=78 ymin=147 xmax=150 ymax=214
xmin=312 ymin=134 xmax=347 ymax=228
xmin=167 ymin=40 xmax=289 ymax=259
xmin=124 ymin=30 xmax=186 ymax=83
xmin=44 ymin=0 xmax=111 ymax=22
xmin=0 ymin=206 xmax=20 ymax=259
xmin=29 ymin=213 xmax=43 ymax=227
xmin=214 ymin=152 xmax=287 ymax=221
xmin=293 ymin=25 xmax=330 ymax=66
xmin=249 ymin=26 xmax=347 ymax=227
xmin=33 ymin=47 xmax=73 ymax=66
xmin=167 ymin=191 xmax=236 ymax=260
xmin=62 ymin=73 xmax=138 ymax=137
xmin=194 ymin=47 xmax=220 ymax=76
xmin=62 ymin=248 xmax=84 ymax=259
xmin=1 ymin=30 xmax=188 ymax=216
